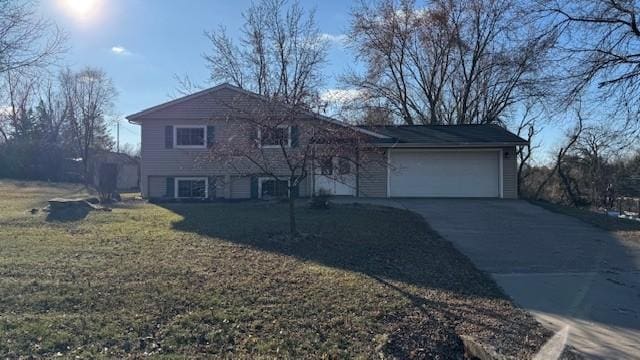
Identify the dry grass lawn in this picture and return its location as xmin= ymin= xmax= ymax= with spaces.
xmin=0 ymin=180 xmax=563 ymax=358
xmin=533 ymin=201 xmax=640 ymax=244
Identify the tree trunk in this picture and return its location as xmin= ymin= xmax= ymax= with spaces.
xmin=288 ymin=192 xmax=297 ymax=240
xmin=82 ymin=152 xmax=90 ymax=186
xmin=558 ymin=162 xmax=579 ymax=206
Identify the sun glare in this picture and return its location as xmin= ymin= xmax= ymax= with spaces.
xmin=59 ymin=0 xmax=101 ymax=22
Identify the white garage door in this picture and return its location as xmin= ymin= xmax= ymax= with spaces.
xmin=389 ymin=150 xmax=501 ymax=197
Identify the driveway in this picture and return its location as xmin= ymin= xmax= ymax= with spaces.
xmin=394 ymin=199 xmax=640 ymax=359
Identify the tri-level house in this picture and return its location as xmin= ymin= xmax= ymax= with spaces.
xmin=127 ymin=83 xmax=527 ymax=200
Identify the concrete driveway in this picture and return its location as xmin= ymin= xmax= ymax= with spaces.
xmin=394 ymin=199 xmax=640 ymax=359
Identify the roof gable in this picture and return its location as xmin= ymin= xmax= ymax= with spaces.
xmin=126 ymin=83 xmax=389 ymax=139
xmin=126 ymin=83 xmax=250 ymax=121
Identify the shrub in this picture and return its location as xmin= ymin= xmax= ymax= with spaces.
xmin=309 ymin=189 xmax=331 ymax=209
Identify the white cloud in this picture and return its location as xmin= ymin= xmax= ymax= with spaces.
xmin=0 ymin=105 xmax=13 ymax=116
xmin=318 ymin=33 xmax=348 ymax=45
xmin=111 ymin=46 xmax=131 ymax=56
xmin=320 ymin=89 xmax=363 ymax=104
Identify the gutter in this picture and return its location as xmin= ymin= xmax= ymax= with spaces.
xmin=370 ymin=141 xmax=529 ymax=148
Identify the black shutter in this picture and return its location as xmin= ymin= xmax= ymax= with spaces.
xmin=250 ymin=176 xmax=259 ymax=199
xmin=166 ymin=177 xmax=175 ymax=198
xmin=208 ymin=176 xmax=216 ymax=200
xmin=291 ymin=126 xmax=299 ymax=147
xmin=165 ymin=126 xmax=173 ymax=149
xmin=207 ymin=126 xmax=215 ymax=148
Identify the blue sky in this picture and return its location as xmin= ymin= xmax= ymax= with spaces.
xmin=41 ymin=0 xmax=564 ymax=161
xmin=41 ymin=0 xmax=355 ymax=149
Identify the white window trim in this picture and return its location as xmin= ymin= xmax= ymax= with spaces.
xmin=258 ymin=125 xmax=291 ymax=149
xmin=175 ymin=177 xmax=208 ymax=199
xmin=258 ymin=177 xmax=290 ymax=199
xmin=174 ymin=125 xmax=207 ymax=149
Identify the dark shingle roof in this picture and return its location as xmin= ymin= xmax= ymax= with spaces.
xmin=359 ymin=124 xmax=527 ymax=146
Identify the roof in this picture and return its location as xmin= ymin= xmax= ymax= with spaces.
xmin=126 ymin=83 xmax=389 ymax=139
xmin=126 ymin=83 xmax=526 ymax=147
xmin=92 ymin=149 xmax=139 ymax=164
xmin=359 ymin=124 xmax=528 ymax=147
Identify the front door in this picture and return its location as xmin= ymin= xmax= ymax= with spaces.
xmin=314 ymin=157 xmax=356 ymax=196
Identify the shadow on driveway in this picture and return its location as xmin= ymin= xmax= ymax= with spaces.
xmin=396 ymin=198 xmax=640 ymax=359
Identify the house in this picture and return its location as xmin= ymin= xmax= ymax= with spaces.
xmin=126 ymin=83 xmax=527 ymax=200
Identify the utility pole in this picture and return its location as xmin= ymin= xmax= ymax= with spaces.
xmin=116 ymin=121 xmax=120 ymax=153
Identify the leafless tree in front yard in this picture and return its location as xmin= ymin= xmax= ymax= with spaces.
xmin=200 ymin=0 xmax=349 ymax=238
xmin=207 ymin=94 xmax=379 ymax=239
xmin=204 ymin=0 xmax=328 ymax=107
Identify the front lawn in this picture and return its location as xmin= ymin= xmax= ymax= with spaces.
xmin=0 ymin=180 xmax=554 ymax=358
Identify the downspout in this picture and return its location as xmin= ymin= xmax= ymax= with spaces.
xmin=355 ymin=146 xmax=360 ymax=197
xmin=311 ymin=127 xmax=316 ymax=197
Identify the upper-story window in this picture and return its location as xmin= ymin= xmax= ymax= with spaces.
xmin=175 ymin=126 xmax=206 ymax=148
xmin=259 ymin=125 xmax=291 ymax=148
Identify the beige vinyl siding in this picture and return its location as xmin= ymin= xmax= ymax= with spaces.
xmin=230 ymin=176 xmax=251 ymax=199
xmin=502 ymin=146 xmax=518 ymax=199
xmin=297 ymin=175 xmax=311 ymax=197
xmin=134 ymin=87 xmax=255 ymax=120
xmin=138 ymin=87 xmax=335 ymax=199
xmin=148 ymin=176 xmax=167 ymax=198
xmin=358 ymin=149 xmax=388 ymax=198
xmin=211 ymin=176 xmax=225 ymax=199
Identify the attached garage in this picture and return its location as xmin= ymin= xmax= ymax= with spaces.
xmin=357 ymin=124 xmax=527 ymax=199
xmin=388 ymin=149 xmax=502 ymax=198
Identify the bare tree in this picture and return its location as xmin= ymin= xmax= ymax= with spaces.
xmin=540 ymin=0 xmax=640 ymax=118
xmin=0 ymin=70 xmax=38 ymax=139
xmin=199 ymin=0 xmax=339 ymax=237
xmin=60 ymin=68 xmax=116 ymax=182
xmin=170 ymin=73 xmax=204 ymax=98
xmin=36 ymin=80 xmax=69 ymax=145
xmin=573 ymin=123 xmax=637 ymax=205
xmin=534 ymin=107 xmax=584 ymax=202
xmin=204 ymin=0 xmax=328 ymax=107
xmin=346 ymin=0 xmax=557 ymax=125
xmin=0 ymin=0 xmax=65 ymax=74
xmin=0 ymin=0 xmax=65 ymax=141
xmin=206 ymin=94 xmax=379 ymax=239
xmin=513 ymin=103 xmax=543 ymax=195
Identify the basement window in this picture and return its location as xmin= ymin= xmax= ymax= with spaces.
xmin=175 ymin=177 xmax=208 ymax=198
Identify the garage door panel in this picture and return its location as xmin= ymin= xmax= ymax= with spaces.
xmin=390 ymin=150 xmax=500 ymax=197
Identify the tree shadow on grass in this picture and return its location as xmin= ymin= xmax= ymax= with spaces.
xmin=161 ymin=201 xmax=502 ymax=298
xmin=158 ymin=201 xmax=564 ymax=359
